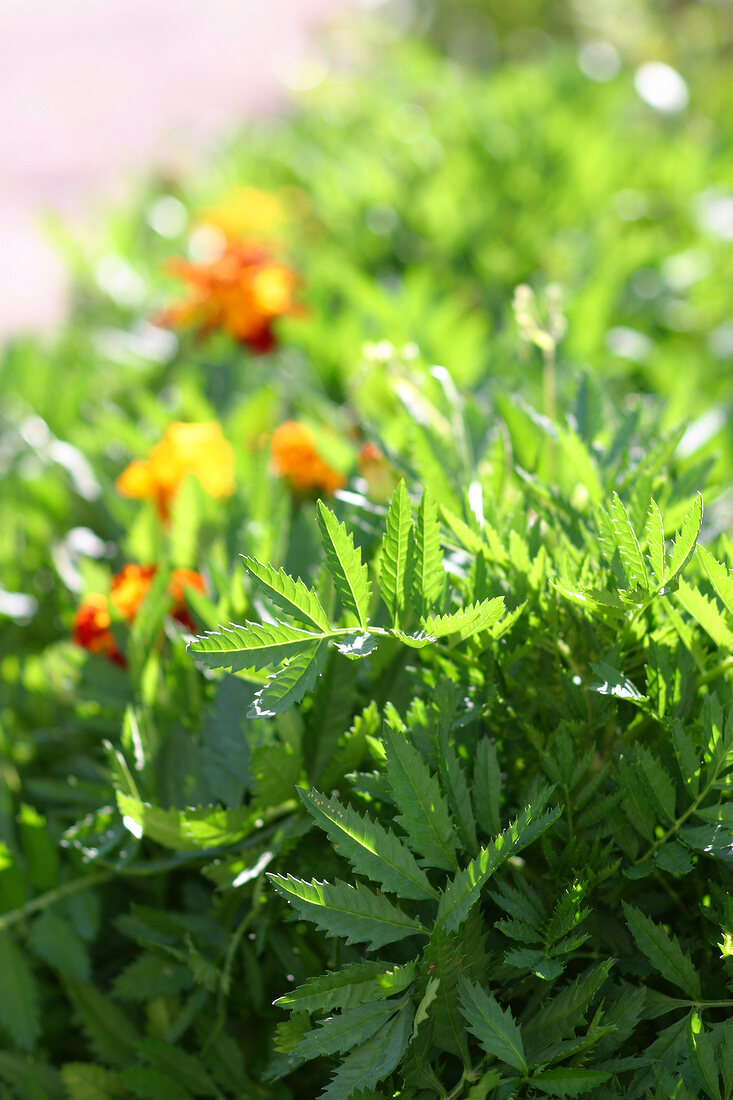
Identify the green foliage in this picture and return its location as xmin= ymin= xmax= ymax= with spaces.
xmin=2 ymin=5 xmax=733 ymax=1098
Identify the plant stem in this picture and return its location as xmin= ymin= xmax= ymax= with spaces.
xmin=0 ymin=870 xmax=112 ymax=932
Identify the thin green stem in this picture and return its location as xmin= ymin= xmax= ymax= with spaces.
xmin=0 ymin=870 xmax=112 ymax=933
xmin=698 ymin=655 xmax=733 ymax=688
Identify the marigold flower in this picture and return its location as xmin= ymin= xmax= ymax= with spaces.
xmin=117 ymin=422 xmax=234 ymax=520
xmin=271 ymin=421 xmax=346 ymax=496
xmin=157 ymin=241 xmax=297 ymax=352
xmin=73 ymin=566 xmax=206 ymax=664
xmin=72 ymin=593 xmax=125 ymax=667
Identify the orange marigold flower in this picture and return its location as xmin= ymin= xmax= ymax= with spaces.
xmin=157 ymin=240 xmax=297 ymax=352
xmin=117 ymin=422 xmax=234 ymax=521
xmin=358 ymin=442 xmax=399 ymax=504
xmin=73 ymin=566 xmax=206 ymax=664
xmin=110 ymin=564 xmax=156 ymax=622
xmin=271 ymin=421 xmax=346 ymax=496
xmin=72 ymin=593 xmax=125 ymax=667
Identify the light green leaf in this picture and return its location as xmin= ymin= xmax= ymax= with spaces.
xmin=644 ymin=499 xmax=666 ymax=586
xmin=298 ymin=788 xmax=438 ymax=900
xmin=248 ymin=640 xmax=328 ymax=718
xmin=667 ymin=493 xmax=703 ymax=586
xmin=412 ymin=977 xmax=440 ymax=1039
xmin=411 ymin=488 xmax=445 ymax=619
xmin=275 ymin=961 xmax=417 ymax=1013
xmin=697 ymin=545 xmax=733 ymax=619
xmin=61 ymin=1063 xmax=126 ymax=1100
xmin=421 ymin=597 xmax=505 ymax=641
xmin=608 ymin=493 xmax=649 ymax=591
xmin=675 ymin=580 xmax=733 ymax=648
xmin=622 ymin=903 xmax=701 ymax=999
xmin=458 ymin=977 xmax=527 ymax=1074
xmin=382 ymin=712 xmax=457 ymax=871
xmin=317 ymin=502 xmax=371 ymax=629
xmin=242 ymin=556 xmax=330 ymax=630
xmin=379 ymin=481 xmax=413 ymax=628
xmin=188 ymin=620 xmax=326 ymax=673
xmin=268 ymin=876 xmax=425 ymax=951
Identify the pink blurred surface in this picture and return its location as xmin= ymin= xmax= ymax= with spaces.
xmin=0 ymin=0 xmax=348 ymax=337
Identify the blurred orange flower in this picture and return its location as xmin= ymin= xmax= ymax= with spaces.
xmin=117 ymin=422 xmax=234 ymax=520
xmin=271 ymin=421 xmax=346 ymax=496
xmin=158 ymin=241 xmax=297 ymax=352
xmin=73 ymin=565 xmax=206 ymax=664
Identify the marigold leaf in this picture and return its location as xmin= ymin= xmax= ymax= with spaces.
xmin=317 ymin=501 xmax=371 ymax=629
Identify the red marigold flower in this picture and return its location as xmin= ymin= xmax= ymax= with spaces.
xmin=270 ymin=421 xmax=346 ymax=496
xmin=73 ymin=566 xmax=206 ymax=664
xmin=156 ymin=241 xmax=298 ymax=352
xmin=72 ymin=593 xmax=125 ymax=667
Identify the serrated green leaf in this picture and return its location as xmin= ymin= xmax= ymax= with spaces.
xmin=458 ymin=977 xmax=527 ymax=1074
xmin=524 ymin=961 xmax=613 ymax=1047
xmin=530 ymin=1068 xmax=611 ymax=1097
xmin=64 ymin=979 xmax=141 ymax=1067
xmin=268 ymin=876 xmax=425 ymax=950
xmin=248 ymin=639 xmax=328 ymax=718
xmin=188 ymin=620 xmax=327 ymax=673
xmin=667 ymin=493 xmax=703 ymax=585
xmin=136 ymin=1041 xmax=217 ymax=1098
xmin=317 ymin=502 xmax=371 ymax=629
xmin=687 ymin=1014 xmax=722 ymax=1100
xmin=675 ymin=579 xmax=733 ymax=648
xmin=670 ymin=719 xmax=701 ymax=797
xmin=622 ymin=903 xmax=701 ymax=999
xmin=116 ymin=1067 xmax=193 ymax=1100
xmin=697 ymin=545 xmax=733 ymax=618
xmin=242 ymin=556 xmax=330 ymax=630
xmin=437 ymin=797 xmax=560 ymax=933
xmin=379 ymin=481 xmax=413 ymax=628
xmin=633 ymin=745 xmax=677 ymax=825
xmin=0 ymin=932 xmax=40 ymax=1050
xmin=645 ymin=499 xmax=666 ymax=586
xmin=474 ymin=738 xmax=502 ymax=836
xmin=293 ymin=999 xmax=405 ymax=1061
xmin=608 ymin=493 xmax=650 ymax=591
xmin=421 ymin=597 xmax=505 ymax=641
xmin=61 ymin=1063 xmax=125 ymax=1100
xmin=412 ymin=977 xmax=440 ymax=1038
xmin=319 ymin=1003 xmax=413 ymax=1100
xmin=382 ymin=714 xmax=457 ymax=871
xmin=275 ymin=961 xmax=417 ymax=1013
xmin=411 ymin=488 xmax=445 ymax=619
xmin=298 ymin=788 xmax=438 ymax=900
xmin=28 ymin=910 xmax=90 ymax=980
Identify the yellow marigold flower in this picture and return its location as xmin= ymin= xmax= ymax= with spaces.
xmin=117 ymin=422 xmax=234 ymax=520
xmin=271 ymin=421 xmax=346 ymax=496
xmin=198 ymin=187 xmax=286 ymax=240
xmin=157 ymin=242 xmax=298 ymax=352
